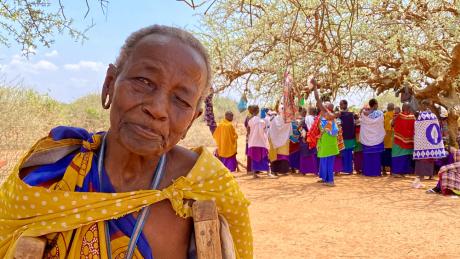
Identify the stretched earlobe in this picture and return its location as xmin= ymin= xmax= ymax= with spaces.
xmin=101 ymin=64 xmax=117 ymax=109
xmin=102 ymin=92 xmax=111 ymax=109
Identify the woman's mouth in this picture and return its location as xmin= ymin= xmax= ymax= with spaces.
xmin=130 ymin=123 xmax=164 ymax=141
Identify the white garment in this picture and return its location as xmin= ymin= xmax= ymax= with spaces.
xmin=248 ymin=116 xmax=269 ymax=149
xmin=269 ymin=115 xmax=292 ymax=149
xmin=305 ymin=115 xmax=315 ymax=130
xmin=359 ymin=112 xmax=385 ymax=146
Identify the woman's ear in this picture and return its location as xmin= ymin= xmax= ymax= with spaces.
xmin=101 ymin=64 xmax=118 ymax=109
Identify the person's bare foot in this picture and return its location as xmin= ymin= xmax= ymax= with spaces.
xmin=323 ymin=182 xmax=336 ymax=187
xmin=317 ymin=179 xmax=324 ymax=183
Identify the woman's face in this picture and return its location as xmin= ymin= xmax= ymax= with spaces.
xmin=103 ymin=34 xmax=208 ymax=156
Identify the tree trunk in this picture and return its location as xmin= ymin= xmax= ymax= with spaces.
xmin=447 ymin=110 xmax=459 ymax=148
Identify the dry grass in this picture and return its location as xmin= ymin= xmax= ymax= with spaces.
xmin=0 ymin=87 xmax=239 ymax=182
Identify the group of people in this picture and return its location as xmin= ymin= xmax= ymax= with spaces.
xmin=207 ymin=78 xmax=460 ymax=195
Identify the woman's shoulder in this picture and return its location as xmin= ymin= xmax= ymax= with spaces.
xmin=18 ymin=126 xmax=100 ymax=183
xmin=169 ymin=146 xmax=233 ymax=181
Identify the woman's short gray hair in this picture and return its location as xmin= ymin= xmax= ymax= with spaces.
xmin=114 ymin=25 xmax=212 ymax=99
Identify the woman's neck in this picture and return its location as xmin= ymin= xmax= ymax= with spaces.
xmin=103 ymin=131 xmax=162 ymax=192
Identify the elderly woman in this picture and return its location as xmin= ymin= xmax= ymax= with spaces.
xmin=0 ymin=26 xmax=252 ymax=259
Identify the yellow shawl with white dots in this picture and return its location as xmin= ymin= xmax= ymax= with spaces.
xmin=0 ymin=132 xmax=253 ymax=258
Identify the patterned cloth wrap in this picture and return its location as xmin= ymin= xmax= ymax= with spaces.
xmin=307 ymin=116 xmax=321 ymax=149
xmin=438 ymin=150 xmax=460 ymax=195
xmin=282 ymin=71 xmax=296 ymax=123
xmin=0 ymin=126 xmax=253 ymax=259
xmin=320 ymin=117 xmax=339 ymax=137
xmin=289 ymin=121 xmax=300 ymax=143
xmin=413 ymin=111 xmax=447 ymax=160
xmin=393 ymin=112 xmax=416 ymax=149
xmin=204 ymin=93 xmax=217 ymax=132
xmin=336 ymin=120 xmax=345 ymax=152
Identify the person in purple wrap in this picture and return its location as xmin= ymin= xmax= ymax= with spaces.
xmin=298 ymin=108 xmax=319 ymax=175
xmin=247 ymin=105 xmax=276 ymax=178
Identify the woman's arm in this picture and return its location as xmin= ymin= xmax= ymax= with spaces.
xmin=309 ymin=77 xmax=335 ymax=120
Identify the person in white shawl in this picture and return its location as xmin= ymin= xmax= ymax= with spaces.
xmin=360 ymin=98 xmax=386 ymax=176
xmin=305 ymin=107 xmax=317 ymax=131
xmin=268 ymin=107 xmax=292 ymax=175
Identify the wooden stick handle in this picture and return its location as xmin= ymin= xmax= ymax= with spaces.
xmin=14 ymin=236 xmax=46 ymax=259
xmin=192 ymin=200 xmax=223 ymax=259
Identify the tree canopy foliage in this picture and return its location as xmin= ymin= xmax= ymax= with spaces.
xmin=192 ymin=0 xmax=460 ymax=144
xmin=0 ymin=0 xmax=107 ymax=55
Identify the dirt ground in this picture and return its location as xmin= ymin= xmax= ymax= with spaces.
xmin=2 ymin=125 xmax=459 ymax=258
xmin=229 ymin=136 xmax=460 ymax=259
xmin=235 ymin=171 xmax=460 ymax=259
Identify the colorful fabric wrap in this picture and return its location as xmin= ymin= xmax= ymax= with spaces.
xmin=354 ymin=126 xmax=363 ymax=152
xmin=213 ymin=119 xmax=238 ymax=158
xmin=438 ymin=160 xmax=460 ymax=195
xmin=344 ymin=139 xmax=356 ymax=150
xmin=392 ymin=143 xmax=413 ymax=157
xmin=359 ymin=110 xmax=385 ymax=146
xmin=307 ymin=116 xmax=321 ymax=149
xmin=393 ymin=112 xmax=416 ymax=149
xmin=320 ymin=117 xmax=338 ymax=137
xmin=317 ymin=117 xmax=339 ymax=158
xmin=413 ymin=111 xmax=447 ymax=160
xmin=337 ymin=124 xmax=345 ymax=152
xmin=204 ymin=93 xmax=217 ymax=132
xmin=0 ymin=126 xmax=253 ymax=258
xmin=289 ymin=121 xmax=300 ymax=143
xmin=282 ymin=71 xmax=296 ymax=123
xmin=383 ymin=111 xmax=394 ymax=148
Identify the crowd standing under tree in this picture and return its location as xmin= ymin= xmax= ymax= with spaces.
xmin=206 ymin=77 xmax=460 ymax=196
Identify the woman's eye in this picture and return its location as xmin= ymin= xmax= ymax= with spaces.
xmin=175 ymin=95 xmax=192 ymax=108
xmin=136 ymin=77 xmax=151 ymax=86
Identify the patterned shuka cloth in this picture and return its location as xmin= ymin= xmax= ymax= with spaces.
xmin=414 ymin=111 xmax=447 ymax=160
xmin=438 ymin=150 xmax=460 ymax=195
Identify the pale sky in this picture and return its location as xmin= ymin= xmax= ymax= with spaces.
xmin=0 ymin=1 xmax=202 ymax=102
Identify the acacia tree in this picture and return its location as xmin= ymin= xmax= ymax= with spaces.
xmin=0 ymin=0 xmax=107 ymax=55
xmin=192 ymin=0 xmax=460 ymax=146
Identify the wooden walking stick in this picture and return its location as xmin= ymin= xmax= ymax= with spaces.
xmin=192 ymin=200 xmax=223 ymax=259
xmin=13 ymin=236 xmax=46 ymax=259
